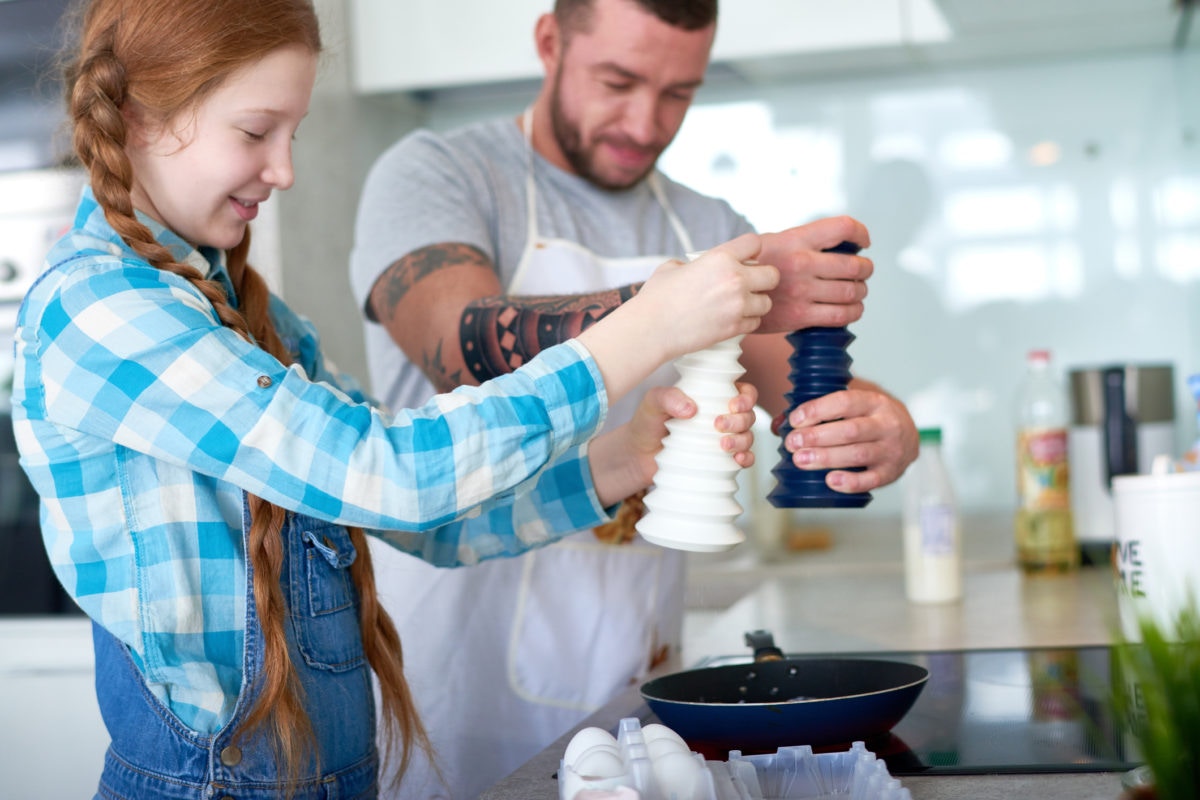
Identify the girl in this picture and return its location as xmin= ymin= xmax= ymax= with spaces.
xmin=12 ymin=0 xmax=776 ymax=797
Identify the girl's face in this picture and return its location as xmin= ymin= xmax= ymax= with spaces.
xmin=127 ymin=44 xmax=317 ymax=251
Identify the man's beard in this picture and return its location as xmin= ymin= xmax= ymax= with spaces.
xmin=547 ymin=74 xmax=657 ymax=192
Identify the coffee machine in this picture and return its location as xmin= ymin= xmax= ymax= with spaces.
xmin=1067 ymin=364 xmax=1176 ymax=566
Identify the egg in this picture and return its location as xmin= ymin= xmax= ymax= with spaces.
xmin=563 ymin=726 xmax=620 ymax=768
xmin=645 ymin=735 xmax=688 ymax=762
xmin=572 ymin=745 xmax=627 ymax=779
xmin=651 ymin=750 xmax=704 ymax=799
xmin=641 ymin=723 xmax=690 ymax=761
xmin=640 ymin=723 xmax=688 ymax=748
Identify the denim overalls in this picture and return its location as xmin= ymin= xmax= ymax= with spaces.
xmin=93 ymin=501 xmax=379 ymax=799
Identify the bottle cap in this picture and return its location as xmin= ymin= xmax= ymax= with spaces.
xmin=918 ymin=427 xmax=942 ymax=444
xmin=1028 ymin=349 xmax=1051 ymax=364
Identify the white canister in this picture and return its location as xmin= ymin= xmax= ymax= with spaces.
xmin=1112 ymin=466 xmax=1200 ymax=640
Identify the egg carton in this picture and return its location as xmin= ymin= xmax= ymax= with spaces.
xmin=712 ymin=741 xmax=912 ymax=800
xmin=559 ymin=718 xmax=911 ymax=800
xmin=560 ymin=717 xmax=717 ymax=800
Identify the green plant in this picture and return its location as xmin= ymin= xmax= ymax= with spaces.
xmin=1112 ymin=605 xmax=1200 ymax=800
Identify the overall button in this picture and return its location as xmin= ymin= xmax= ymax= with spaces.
xmin=220 ymin=744 xmax=242 ymax=766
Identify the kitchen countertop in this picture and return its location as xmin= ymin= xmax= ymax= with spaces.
xmin=480 ymin=513 xmax=1134 ymax=799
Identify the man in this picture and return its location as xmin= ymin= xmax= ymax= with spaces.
xmin=349 ymin=1 xmax=918 ymax=796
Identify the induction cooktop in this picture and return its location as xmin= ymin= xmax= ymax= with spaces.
xmin=660 ymin=644 xmax=1139 ymax=776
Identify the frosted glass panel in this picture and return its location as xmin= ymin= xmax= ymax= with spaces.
xmin=654 ymin=51 xmax=1200 ymax=515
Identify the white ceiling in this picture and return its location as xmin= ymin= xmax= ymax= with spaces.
xmin=722 ymin=0 xmax=1196 ymax=82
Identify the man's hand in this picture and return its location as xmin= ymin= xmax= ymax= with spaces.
xmin=754 ymin=216 xmax=873 ymax=334
xmin=773 ymin=377 xmax=918 ymax=493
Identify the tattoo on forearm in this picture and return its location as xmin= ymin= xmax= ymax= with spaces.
xmin=423 ymin=338 xmax=465 ymax=393
xmin=459 ymin=284 xmax=641 ymax=382
xmin=370 ymin=243 xmax=490 ymax=324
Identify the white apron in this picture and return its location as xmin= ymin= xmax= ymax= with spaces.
xmin=504 ymin=106 xmax=696 ymax=713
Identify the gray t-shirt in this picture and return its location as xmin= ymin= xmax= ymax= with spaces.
xmin=349 ymin=116 xmax=753 ymax=411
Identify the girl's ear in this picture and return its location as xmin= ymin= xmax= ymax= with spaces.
xmin=125 ymin=103 xmax=194 ymax=155
xmin=122 ymin=100 xmax=151 ymax=148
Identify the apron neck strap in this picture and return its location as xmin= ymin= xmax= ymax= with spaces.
xmin=522 ymin=106 xmax=539 ymax=250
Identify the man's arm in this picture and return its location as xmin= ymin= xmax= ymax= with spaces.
xmin=368 ymin=242 xmax=641 ymax=392
xmin=739 ymin=332 xmax=793 ymax=418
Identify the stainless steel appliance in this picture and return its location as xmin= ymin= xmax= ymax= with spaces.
xmin=0 ymin=167 xmax=85 ymax=614
xmin=0 ymin=168 xmax=84 ymax=324
xmin=1067 ymin=363 xmax=1176 ymax=566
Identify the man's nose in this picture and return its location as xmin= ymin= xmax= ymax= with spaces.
xmin=622 ymin=92 xmax=661 ymax=146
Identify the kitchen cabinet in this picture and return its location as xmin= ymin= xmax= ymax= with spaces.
xmin=348 ymin=0 xmax=548 ymax=93
xmin=346 ymin=0 xmax=950 ymax=94
xmin=0 ymin=618 xmax=109 ymax=798
xmin=709 ymin=0 xmax=948 ymax=63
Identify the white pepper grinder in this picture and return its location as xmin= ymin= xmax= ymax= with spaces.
xmin=635 ymin=251 xmax=747 ymax=553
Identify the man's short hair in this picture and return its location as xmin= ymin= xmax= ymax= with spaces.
xmin=554 ymin=0 xmax=717 ymax=40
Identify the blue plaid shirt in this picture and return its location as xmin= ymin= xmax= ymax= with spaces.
xmin=11 ymin=187 xmax=612 ymax=733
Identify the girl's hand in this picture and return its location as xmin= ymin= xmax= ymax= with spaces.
xmin=575 ymin=233 xmax=774 ymax=410
xmin=590 ymin=382 xmax=759 ymax=507
xmin=627 ymin=233 xmax=777 ymax=360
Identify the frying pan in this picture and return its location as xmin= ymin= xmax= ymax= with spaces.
xmin=640 ymin=630 xmax=928 ymax=752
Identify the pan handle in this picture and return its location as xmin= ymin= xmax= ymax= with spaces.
xmin=744 ymin=629 xmax=785 ymax=661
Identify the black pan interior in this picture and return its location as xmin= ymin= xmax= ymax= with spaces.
xmin=642 ymin=657 xmax=929 ymax=705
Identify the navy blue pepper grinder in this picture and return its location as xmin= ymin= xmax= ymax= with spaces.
xmin=767 ymin=241 xmax=872 ymax=509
